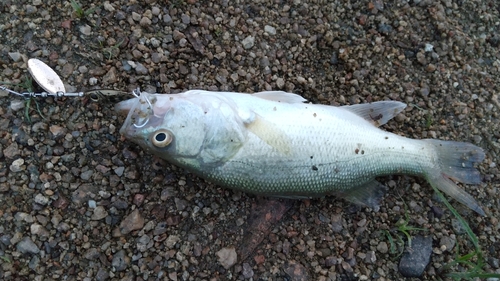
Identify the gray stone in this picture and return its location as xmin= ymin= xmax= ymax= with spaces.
xmin=134 ymin=63 xmax=148 ymax=75
xmin=34 ymin=193 xmax=49 ymax=205
xmin=398 ymin=236 xmax=432 ymax=278
xmin=242 ymin=36 xmax=255 ymax=49
xmin=264 ymin=25 xmax=276 ymax=35
xmin=216 ymin=246 xmax=237 ymax=269
xmin=80 ymin=24 xmax=91 ymax=36
xmin=112 ymin=250 xmax=129 ymax=271
xmin=91 ymin=206 xmax=108 ymax=220
xmin=8 ymin=52 xmax=22 ymax=62
xmin=119 ymin=209 xmax=144 ymax=235
xmin=16 ymin=237 xmax=40 ymax=254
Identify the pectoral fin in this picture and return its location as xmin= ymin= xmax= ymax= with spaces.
xmin=342 ymin=101 xmax=406 ymax=127
xmin=245 ymin=114 xmax=292 ymax=155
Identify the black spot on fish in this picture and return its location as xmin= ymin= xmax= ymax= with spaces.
xmin=370 ymin=113 xmax=383 ymax=121
xmin=312 ymin=165 xmax=318 ymax=171
xmin=310 ymin=156 xmax=313 ymax=159
xmin=385 ymin=136 xmax=389 ymax=139
xmin=361 ymin=150 xmax=365 ymax=154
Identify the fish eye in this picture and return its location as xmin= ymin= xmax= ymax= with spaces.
xmin=151 ymin=129 xmax=173 ymax=147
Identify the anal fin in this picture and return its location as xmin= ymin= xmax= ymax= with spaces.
xmin=338 ymin=179 xmax=387 ymax=211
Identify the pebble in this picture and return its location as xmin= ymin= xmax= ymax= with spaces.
xmin=264 ymin=25 xmax=276 ymax=35
xmin=92 ymin=206 xmax=108 ymax=220
xmin=439 ymin=236 xmax=456 ymax=252
xmin=10 ymin=100 xmax=25 ymax=111
xmin=84 ymin=248 xmax=101 ymax=260
xmin=216 ymin=246 xmax=237 ymax=269
xmin=242 ymin=36 xmax=255 ymax=49
xmin=8 ymin=52 xmax=22 ymax=62
xmin=376 ymin=241 xmax=388 ymax=254
xmin=242 ymin=262 xmax=254 ymax=278
xmin=34 ymin=193 xmax=49 ymax=205
xmin=10 ymin=158 xmax=25 ymax=172
xmin=119 ymin=209 xmax=145 ymax=235
xmin=16 ymin=237 xmax=40 ymax=254
xmin=80 ymin=24 xmax=91 ymax=36
xmin=398 ymin=236 xmax=432 ymax=277
xmin=134 ymin=63 xmax=148 ymax=75
xmin=112 ymin=249 xmax=130 ymax=271
xmin=50 ymin=125 xmax=66 ymax=139
xmin=30 ymin=224 xmax=49 ymax=237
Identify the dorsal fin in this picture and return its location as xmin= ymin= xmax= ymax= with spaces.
xmin=252 ymin=91 xmax=307 ymax=103
xmin=342 ymin=101 xmax=406 ymax=127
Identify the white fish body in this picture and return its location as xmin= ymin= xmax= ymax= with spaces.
xmin=116 ymin=90 xmax=485 ymax=215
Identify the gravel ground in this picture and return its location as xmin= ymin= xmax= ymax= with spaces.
xmin=1 ymin=0 xmax=500 ymax=280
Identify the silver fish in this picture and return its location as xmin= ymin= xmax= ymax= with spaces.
xmin=116 ymin=90 xmax=486 ymax=215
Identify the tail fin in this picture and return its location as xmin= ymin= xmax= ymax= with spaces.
xmin=424 ymin=139 xmax=485 ymax=216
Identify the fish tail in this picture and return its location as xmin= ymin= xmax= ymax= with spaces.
xmin=423 ymin=139 xmax=485 ymax=216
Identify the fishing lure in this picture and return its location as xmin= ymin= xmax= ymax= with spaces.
xmin=1 ymin=58 xmax=136 ymax=101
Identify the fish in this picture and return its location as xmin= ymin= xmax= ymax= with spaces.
xmin=115 ymin=90 xmax=486 ymax=216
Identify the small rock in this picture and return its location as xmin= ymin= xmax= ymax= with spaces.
xmin=91 ymin=206 xmax=108 ymax=220
xmin=135 ymin=63 xmax=148 ymax=75
xmin=439 ymin=236 xmax=456 ymax=252
xmin=103 ymin=2 xmax=115 ymax=12
xmin=378 ymin=23 xmax=393 ymax=35
xmin=242 ymin=262 xmax=254 ymax=278
xmin=34 ymin=193 xmax=49 ymax=205
xmin=102 ymin=67 xmax=117 ymax=84
xmin=242 ymin=35 xmax=255 ymax=49
xmin=331 ymin=214 xmax=343 ymax=233
xmin=131 ymin=12 xmax=141 ymax=21
xmin=424 ymin=43 xmax=434 ymax=52
xmin=140 ymin=16 xmax=151 ymax=26
xmin=30 ymin=224 xmax=49 ymax=237
xmin=151 ymin=7 xmax=160 ymax=16
xmin=119 ymin=209 xmax=145 ymax=235
xmin=96 ymin=268 xmax=110 ymax=281
xmin=8 ymin=52 xmax=22 ymax=62
xmin=10 ymin=100 xmax=25 ymax=111
xmin=84 ymin=248 xmax=101 ymax=259
xmin=16 ymin=237 xmax=40 ymax=254
xmin=264 ymin=25 xmax=276 ymax=35
xmin=376 ymin=241 xmax=388 ymax=253
xmin=4 ymin=142 xmax=20 ymax=159
xmin=425 ymin=63 xmax=436 ymax=72
xmin=112 ymin=249 xmax=130 ymax=271
xmin=216 ymin=246 xmax=237 ymax=269
xmin=133 ymin=194 xmax=145 ymax=206
xmin=80 ymin=170 xmax=94 ymax=181
xmin=173 ymin=30 xmax=185 ymax=41
xmin=80 ymin=24 xmax=91 ymax=36
xmin=398 ymin=236 xmax=432 ymax=277
xmin=276 ymin=78 xmax=285 ymax=89
xmin=50 ymin=125 xmax=66 ymax=139
xmin=283 ymin=261 xmax=310 ymax=281
xmin=163 ymin=14 xmax=172 ymax=25
xmin=10 ymin=158 xmax=25 ymax=172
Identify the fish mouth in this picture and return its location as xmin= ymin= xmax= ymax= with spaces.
xmin=116 ymin=92 xmax=157 ymax=138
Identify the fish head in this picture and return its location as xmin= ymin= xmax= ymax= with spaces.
xmin=115 ymin=91 xmax=247 ymax=170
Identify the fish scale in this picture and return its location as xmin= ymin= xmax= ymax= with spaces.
xmin=116 ymin=90 xmax=486 ymax=215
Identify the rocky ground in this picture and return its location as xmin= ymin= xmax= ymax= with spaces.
xmin=1 ymin=0 xmax=500 ymax=280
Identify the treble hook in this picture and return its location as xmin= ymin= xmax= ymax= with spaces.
xmin=132 ymin=89 xmax=153 ymax=128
